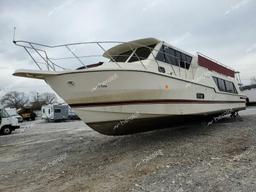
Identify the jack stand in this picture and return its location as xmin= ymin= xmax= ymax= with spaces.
xmin=230 ymin=112 xmax=243 ymax=121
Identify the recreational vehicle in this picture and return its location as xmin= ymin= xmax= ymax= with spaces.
xmin=41 ymin=104 xmax=69 ymax=122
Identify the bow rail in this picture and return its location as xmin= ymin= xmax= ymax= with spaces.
xmin=13 ymin=40 xmax=162 ymax=72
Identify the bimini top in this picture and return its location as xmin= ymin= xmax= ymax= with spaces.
xmin=103 ymin=38 xmax=160 ymax=59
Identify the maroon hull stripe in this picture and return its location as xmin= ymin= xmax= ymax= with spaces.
xmin=69 ymin=99 xmax=245 ymax=108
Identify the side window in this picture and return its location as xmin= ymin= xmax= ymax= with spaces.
xmin=180 ymin=53 xmax=187 ymax=68
xmin=225 ymin=81 xmax=238 ymax=94
xmin=217 ymin=79 xmax=226 ymax=92
xmin=48 ymin=109 xmax=51 ymax=114
xmin=156 ymin=45 xmax=191 ymax=69
xmin=54 ymin=109 xmax=61 ymax=113
xmin=212 ymin=76 xmax=238 ymax=94
xmin=164 ymin=47 xmax=173 ymax=65
xmin=225 ymin=81 xmax=234 ymax=93
xmin=232 ymin=83 xmax=238 ymax=94
xmin=213 ymin=77 xmax=218 ymax=86
xmin=1 ymin=109 xmax=9 ymax=118
xmin=169 ymin=48 xmax=178 ymax=66
xmin=155 ymin=46 xmax=166 ymax=63
xmin=186 ymin=55 xmax=192 ymax=64
xmin=175 ymin=51 xmax=182 ymax=67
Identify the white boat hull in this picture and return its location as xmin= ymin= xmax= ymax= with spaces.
xmin=38 ymin=69 xmax=246 ymax=135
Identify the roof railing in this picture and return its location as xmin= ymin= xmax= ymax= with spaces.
xmin=13 ymin=39 xmax=188 ymax=78
xmin=197 ymin=52 xmax=235 ymax=72
xmin=13 ymin=40 xmax=165 ymax=71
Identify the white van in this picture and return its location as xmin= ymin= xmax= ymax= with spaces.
xmin=0 ymin=108 xmax=20 ymax=135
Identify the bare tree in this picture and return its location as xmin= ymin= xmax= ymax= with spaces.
xmin=251 ymin=76 xmax=256 ymax=84
xmin=30 ymin=92 xmax=58 ymax=110
xmin=41 ymin=92 xmax=57 ymax=104
xmin=0 ymin=91 xmax=29 ymax=109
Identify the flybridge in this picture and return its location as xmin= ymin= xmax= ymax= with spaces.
xmin=12 ymin=38 xmax=160 ymax=71
xmin=198 ymin=53 xmax=235 ymax=78
xmin=12 ymin=34 xmax=237 ymax=80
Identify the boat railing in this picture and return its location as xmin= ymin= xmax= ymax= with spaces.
xmin=13 ymin=39 xmax=183 ymax=77
xmin=13 ymin=40 xmax=159 ymax=71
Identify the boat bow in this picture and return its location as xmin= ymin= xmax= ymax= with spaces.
xmin=13 ymin=69 xmax=59 ymax=79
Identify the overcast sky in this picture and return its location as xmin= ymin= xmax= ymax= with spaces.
xmin=0 ymin=0 xmax=256 ymax=96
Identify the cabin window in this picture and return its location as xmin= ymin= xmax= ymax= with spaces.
xmin=128 ymin=45 xmax=155 ymax=62
xmin=225 ymin=81 xmax=237 ymax=94
xmin=212 ymin=77 xmax=238 ymax=94
xmin=155 ymin=46 xmax=166 ymax=63
xmin=112 ymin=50 xmax=133 ymax=62
xmin=165 ymin=47 xmax=177 ymax=66
xmin=213 ymin=77 xmax=218 ymax=86
xmin=218 ymin=79 xmax=226 ymax=92
xmin=112 ymin=44 xmax=156 ymax=63
xmin=186 ymin=55 xmax=192 ymax=64
xmin=0 ymin=109 xmax=9 ymax=118
xmin=156 ymin=45 xmax=192 ymax=69
xmin=175 ymin=51 xmax=182 ymax=66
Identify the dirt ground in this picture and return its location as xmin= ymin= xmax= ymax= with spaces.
xmin=1 ymin=107 xmax=256 ymax=192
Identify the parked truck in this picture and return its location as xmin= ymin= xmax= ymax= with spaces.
xmin=0 ymin=108 xmax=20 ymax=135
xmin=17 ymin=107 xmax=36 ymax=121
xmin=5 ymin=108 xmax=23 ymax=123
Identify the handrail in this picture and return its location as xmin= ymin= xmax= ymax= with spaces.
xmin=13 ymin=39 xmax=190 ymax=78
xmin=13 ymin=40 xmax=163 ymax=71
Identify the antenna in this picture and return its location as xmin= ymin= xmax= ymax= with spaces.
xmin=13 ymin=26 xmax=16 ymax=44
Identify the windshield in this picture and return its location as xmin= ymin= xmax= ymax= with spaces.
xmin=111 ymin=44 xmax=156 ymax=63
xmin=5 ymin=109 xmax=18 ymax=116
xmin=0 ymin=109 xmax=10 ymax=118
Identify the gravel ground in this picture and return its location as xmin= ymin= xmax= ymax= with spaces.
xmin=1 ymin=107 xmax=256 ymax=192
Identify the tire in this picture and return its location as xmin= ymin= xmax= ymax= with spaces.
xmin=31 ymin=113 xmax=36 ymax=121
xmin=1 ymin=126 xmax=12 ymax=135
